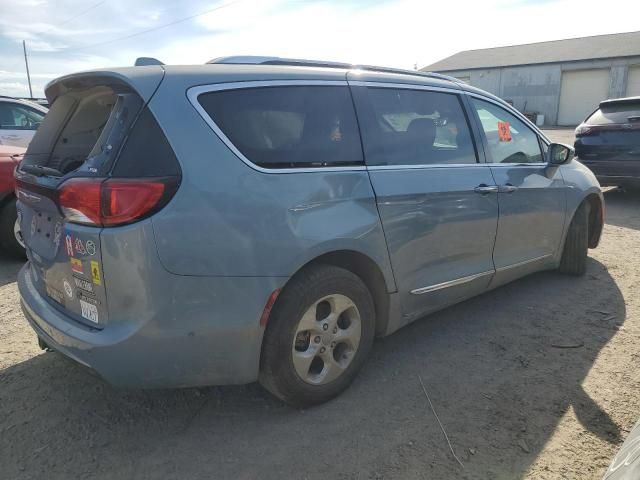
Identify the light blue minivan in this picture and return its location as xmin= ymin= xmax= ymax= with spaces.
xmin=16 ymin=57 xmax=604 ymax=406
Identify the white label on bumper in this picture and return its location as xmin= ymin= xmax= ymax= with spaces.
xmin=80 ymin=299 xmax=99 ymax=323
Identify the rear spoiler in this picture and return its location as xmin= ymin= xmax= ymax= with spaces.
xmin=599 ymin=96 xmax=640 ymax=108
xmin=44 ymin=68 xmax=165 ymax=105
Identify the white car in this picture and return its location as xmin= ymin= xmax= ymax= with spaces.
xmin=0 ymin=97 xmax=48 ymax=148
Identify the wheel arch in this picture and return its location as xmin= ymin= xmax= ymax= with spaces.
xmin=583 ymin=192 xmax=604 ymax=248
xmin=564 ymin=188 xmax=603 ymax=250
xmin=282 ymin=250 xmax=393 ymax=337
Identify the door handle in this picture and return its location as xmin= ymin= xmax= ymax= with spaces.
xmin=499 ymin=184 xmax=518 ymax=193
xmin=474 ymin=184 xmax=499 ymax=194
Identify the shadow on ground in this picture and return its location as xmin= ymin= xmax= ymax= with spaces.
xmin=0 ymin=256 xmax=624 ymax=480
xmin=0 ymin=252 xmax=24 ymax=288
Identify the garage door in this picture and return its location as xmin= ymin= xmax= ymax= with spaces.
xmin=626 ymin=66 xmax=640 ymax=96
xmin=557 ymin=69 xmax=610 ymax=126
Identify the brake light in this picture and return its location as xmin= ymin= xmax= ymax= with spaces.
xmin=103 ymin=180 xmax=165 ymax=226
xmin=57 ymin=177 xmax=178 ymax=226
xmin=58 ymin=178 xmax=102 ymax=224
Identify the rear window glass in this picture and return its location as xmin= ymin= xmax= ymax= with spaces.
xmin=197 ymin=86 xmax=363 ymax=169
xmin=22 ymin=86 xmax=142 ymax=176
xmin=112 ymin=107 xmax=181 ymax=177
xmin=587 ymin=104 xmax=640 ymax=125
xmin=357 ymin=88 xmax=477 ymax=166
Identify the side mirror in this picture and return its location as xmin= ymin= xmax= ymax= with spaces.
xmin=547 ymin=142 xmax=574 ymax=165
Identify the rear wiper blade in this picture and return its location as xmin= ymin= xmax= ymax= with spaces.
xmin=20 ymin=164 xmax=63 ymax=177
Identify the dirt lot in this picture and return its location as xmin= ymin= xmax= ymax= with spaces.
xmin=2 ymin=130 xmax=640 ymax=479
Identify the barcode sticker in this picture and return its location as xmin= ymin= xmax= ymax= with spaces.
xmin=80 ymin=299 xmax=99 ymax=323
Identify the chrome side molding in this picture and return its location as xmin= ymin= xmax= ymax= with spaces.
xmin=496 ymin=254 xmax=553 ymax=272
xmin=410 ymin=270 xmax=494 ymax=295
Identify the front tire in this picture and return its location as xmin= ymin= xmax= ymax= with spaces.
xmin=559 ymin=201 xmax=589 ymax=276
xmin=0 ymin=198 xmax=26 ymax=258
xmin=259 ymin=265 xmax=375 ymax=407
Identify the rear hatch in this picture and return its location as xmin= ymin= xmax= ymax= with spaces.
xmin=575 ymin=99 xmax=640 ymax=176
xmin=15 ymin=70 xmax=180 ymax=329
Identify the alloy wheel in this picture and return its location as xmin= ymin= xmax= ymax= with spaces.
xmin=291 ymin=294 xmax=362 ymax=385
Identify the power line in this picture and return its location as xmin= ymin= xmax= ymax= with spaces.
xmin=58 ymin=1 xmax=106 ymax=27
xmin=48 ymin=0 xmax=244 ymax=54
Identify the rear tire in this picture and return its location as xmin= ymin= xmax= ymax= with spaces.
xmin=259 ymin=265 xmax=375 ymax=407
xmin=0 ymin=198 xmax=26 ymax=259
xmin=559 ymin=201 xmax=589 ymax=276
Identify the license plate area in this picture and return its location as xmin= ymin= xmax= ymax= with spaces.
xmin=27 ymin=226 xmax=108 ymax=328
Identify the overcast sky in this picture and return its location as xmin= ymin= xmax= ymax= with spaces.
xmin=1 ymin=0 xmax=639 ymax=98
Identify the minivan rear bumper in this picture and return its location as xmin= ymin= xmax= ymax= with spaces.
xmin=18 ymin=263 xmax=285 ymax=388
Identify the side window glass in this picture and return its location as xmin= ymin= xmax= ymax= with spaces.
xmin=15 ymin=106 xmax=45 ymax=130
xmin=471 ymin=98 xmax=543 ymax=164
xmin=0 ymin=104 xmax=44 ymax=130
xmin=0 ymin=103 xmax=16 ymax=130
xmin=198 ymin=86 xmax=363 ymax=169
xmin=358 ymin=88 xmax=477 ymax=166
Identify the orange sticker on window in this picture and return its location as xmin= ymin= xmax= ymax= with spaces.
xmin=498 ymin=121 xmax=512 ymax=142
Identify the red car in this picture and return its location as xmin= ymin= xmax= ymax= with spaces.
xmin=0 ymin=144 xmax=26 ymax=256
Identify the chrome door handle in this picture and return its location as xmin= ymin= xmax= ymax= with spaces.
xmin=499 ymin=184 xmax=518 ymax=193
xmin=474 ymin=185 xmax=499 ymax=194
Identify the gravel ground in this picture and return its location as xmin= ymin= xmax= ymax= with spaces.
xmin=2 ymin=130 xmax=639 ymax=479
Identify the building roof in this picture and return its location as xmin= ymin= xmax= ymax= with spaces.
xmin=423 ymin=31 xmax=640 ymax=72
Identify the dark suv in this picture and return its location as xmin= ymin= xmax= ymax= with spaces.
xmin=575 ymin=97 xmax=640 ymax=189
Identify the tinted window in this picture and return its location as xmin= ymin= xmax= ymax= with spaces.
xmin=472 ymin=98 xmax=543 ymax=164
xmin=587 ymin=103 xmax=640 ymax=125
xmin=112 ymin=107 xmax=180 ymax=177
xmin=358 ymin=88 xmax=477 ymax=166
xmin=0 ymin=102 xmax=44 ymax=130
xmin=198 ymin=86 xmax=363 ymax=169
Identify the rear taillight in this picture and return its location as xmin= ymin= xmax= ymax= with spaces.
xmin=57 ymin=177 xmax=178 ymax=227
xmin=58 ymin=178 xmax=102 ymax=224
xmin=102 ymin=180 xmax=166 ymax=226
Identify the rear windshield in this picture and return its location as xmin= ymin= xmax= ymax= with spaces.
xmin=22 ymin=85 xmax=142 ymax=176
xmin=587 ymin=103 xmax=640 ymax=125
xmin=198 ymin=86 xmax=363 ymax=169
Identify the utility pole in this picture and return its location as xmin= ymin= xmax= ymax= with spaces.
xmin=23 ymin=40 xmax=33 ymax=99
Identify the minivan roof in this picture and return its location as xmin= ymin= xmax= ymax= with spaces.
xmin=45 ymin=61 xmax=508 ymax=110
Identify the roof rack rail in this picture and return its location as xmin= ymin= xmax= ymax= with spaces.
xmin=207 ymin=56 xmax=461 ymax=84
